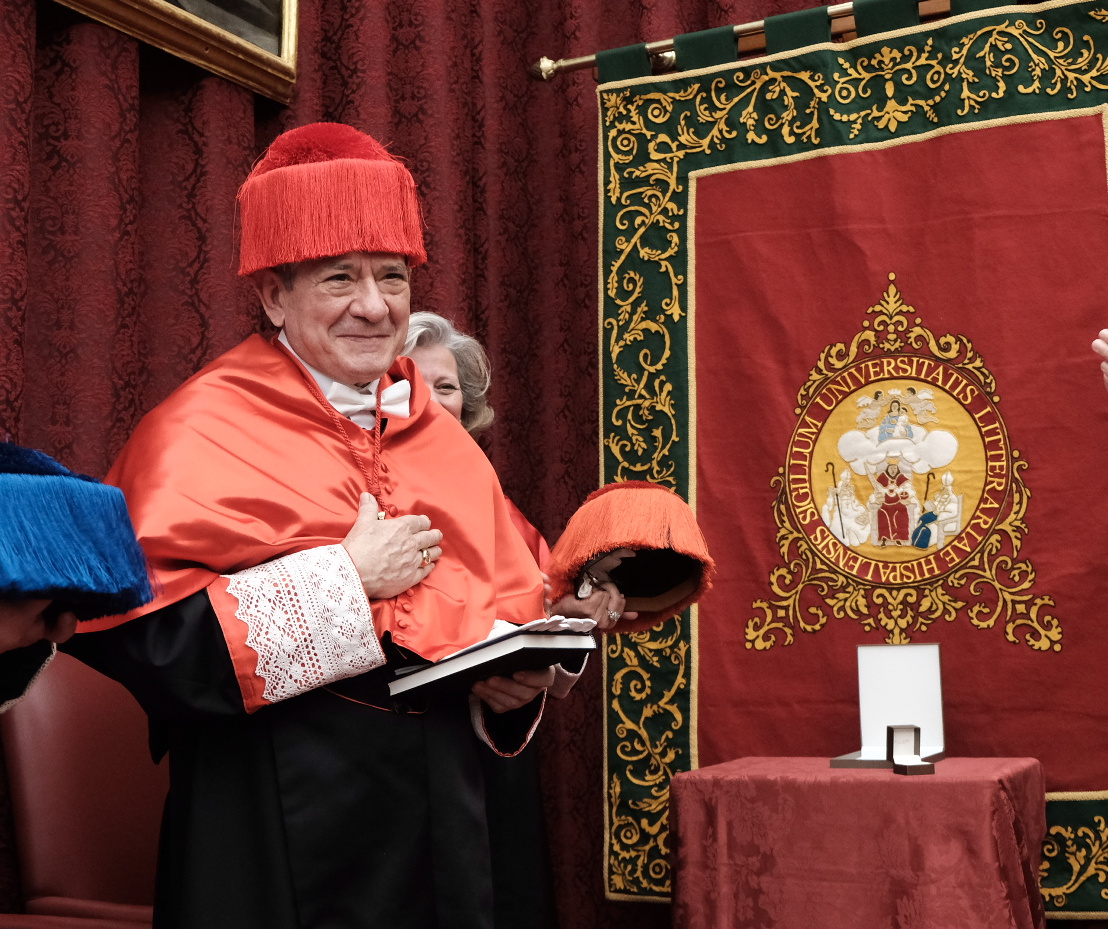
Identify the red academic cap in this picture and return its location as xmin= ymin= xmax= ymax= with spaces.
xmin=547 ymin=481 xmax=715 ymax=633
xmin=237 ymin=122 xmax=427 ymax=275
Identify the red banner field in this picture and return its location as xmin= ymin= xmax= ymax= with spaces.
xmin=693 ymin=111 xmax=1108 ymax=790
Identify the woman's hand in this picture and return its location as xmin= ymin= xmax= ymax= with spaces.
xmin=549 ymin=583 xmax=637 ymax=631
xmin=546 ymin=548 xmax=640 ymax=630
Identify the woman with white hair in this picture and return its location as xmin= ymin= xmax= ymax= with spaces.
xmin=405 ymin=311 xmax=496 ymax=435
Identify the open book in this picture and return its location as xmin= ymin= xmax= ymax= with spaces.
xmin=387 ymin=616 xmax=597 ymax=698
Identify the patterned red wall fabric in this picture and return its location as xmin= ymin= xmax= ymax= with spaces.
xmin=0 ymin=0 xmax=811 ymax=924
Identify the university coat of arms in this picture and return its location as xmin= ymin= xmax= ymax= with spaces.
xmin=749 ymin=274 xmax=1062 ymax=651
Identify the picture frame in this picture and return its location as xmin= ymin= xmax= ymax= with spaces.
xmin=52 ymin=0 xmax=297 ymax=104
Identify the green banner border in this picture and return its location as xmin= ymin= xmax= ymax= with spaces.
xmin=1042 ymin=792 xmax=1108 ymax=917
xmin=599 ymin=0 xmax=1108 ymax=903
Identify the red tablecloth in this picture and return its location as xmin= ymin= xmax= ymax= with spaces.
xmin=671 ymin=757 xmax=1045 ymax=929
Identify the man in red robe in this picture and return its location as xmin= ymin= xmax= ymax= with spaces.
xmin=65 ymin=123 xmax=558 ymax=929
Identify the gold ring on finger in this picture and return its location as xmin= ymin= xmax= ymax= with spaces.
xmin=420 ymin=549 xmax=431 ymax=567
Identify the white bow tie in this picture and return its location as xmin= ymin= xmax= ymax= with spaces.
xmin=326 ymin=379 xmax=412 ymax=428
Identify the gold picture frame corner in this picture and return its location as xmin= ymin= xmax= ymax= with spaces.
xmin=52 ymin=0 xmax=298 ymax=104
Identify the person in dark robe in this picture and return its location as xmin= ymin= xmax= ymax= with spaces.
xmin=0 ymin=599 xmax=77 ymax=711
xmin=64 ymin=123 xmax=564 ymax=929
xmin=0 ymin=441 xmax=149 ymax=706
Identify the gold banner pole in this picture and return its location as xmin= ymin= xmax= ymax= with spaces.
xmin=530 ymin=0 xmax=953 ymax=80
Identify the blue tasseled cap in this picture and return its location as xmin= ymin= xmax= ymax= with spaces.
xmin=0 ymin=443 xmax=153 ymax=620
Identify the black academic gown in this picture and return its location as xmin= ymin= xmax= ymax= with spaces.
xmin=64 ymin=591 xmax=542 ymax=929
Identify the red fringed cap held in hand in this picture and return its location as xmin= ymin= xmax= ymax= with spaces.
xmin=547 ymin=481 xmax=715 ymax=633
xmin=237 ymin=122 xmax=427 ymax=275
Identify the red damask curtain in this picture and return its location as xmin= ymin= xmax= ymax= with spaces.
xmin=0 ymin=1 xmax=810 ymax=925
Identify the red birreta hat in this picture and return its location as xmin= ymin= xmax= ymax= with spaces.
xmin=547 ymin=481 xmax=715 ymax=633
xmin=237 ymin=122 xmax=427 ymax=275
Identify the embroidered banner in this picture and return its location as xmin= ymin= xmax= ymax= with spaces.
xmin=599 ymin=1 xmax=1108 ymax=911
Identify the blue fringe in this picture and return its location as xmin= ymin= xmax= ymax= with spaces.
xmin=0 ymin=468 xmax=153 ymax=620
xmin=0 ymin=442 xmax=85 ymax=478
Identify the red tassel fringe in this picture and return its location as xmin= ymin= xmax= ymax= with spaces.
xmin=238 ymin=158 xmax=427 ymax=274
xmin=547 ymin=482 xmax=715 ymax=633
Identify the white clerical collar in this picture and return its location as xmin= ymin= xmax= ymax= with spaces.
xmin=278 ymin=330 xmax=411 ymax=428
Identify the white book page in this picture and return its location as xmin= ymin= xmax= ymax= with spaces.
xmin=442 ymin=616 xmax=597 ymax=663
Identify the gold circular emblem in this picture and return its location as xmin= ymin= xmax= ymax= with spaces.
xmin=784 ymin=360 xmax=1011 ymax=584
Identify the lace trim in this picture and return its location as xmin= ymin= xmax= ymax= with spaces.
xmin=226 ymin=545 xmax=385 ymax=704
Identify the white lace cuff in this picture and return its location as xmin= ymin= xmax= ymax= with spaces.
xmin=225 ymin=544 xmax=385 ymax=704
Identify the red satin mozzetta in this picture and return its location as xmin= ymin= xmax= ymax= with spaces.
xmin=505 ymin=499 xmax=550 ymax=571
xmin=88 ymin=335 xmax=544 ymax=669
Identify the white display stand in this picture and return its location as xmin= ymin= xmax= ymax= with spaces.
xmin=831 ymin=642 xmax=945 ymax=773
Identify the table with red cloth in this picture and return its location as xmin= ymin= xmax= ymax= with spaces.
xmin=670 ymin=757 xmax=1046 ymax=929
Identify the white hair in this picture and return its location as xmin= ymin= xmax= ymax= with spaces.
xmin=404 ymin=312 xmax=495 ymax=435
